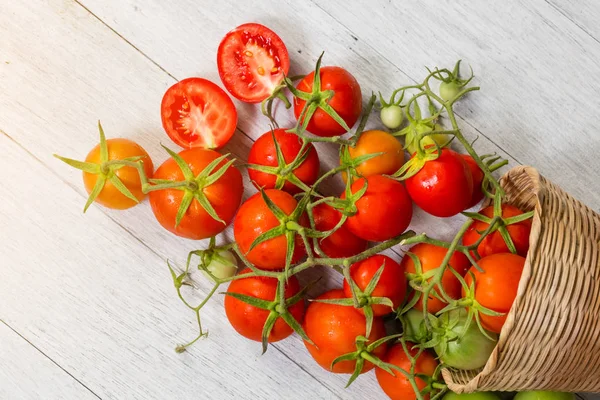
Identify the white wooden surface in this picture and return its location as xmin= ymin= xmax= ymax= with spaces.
xmin=0 ymin=0 xmax=598 ymax=399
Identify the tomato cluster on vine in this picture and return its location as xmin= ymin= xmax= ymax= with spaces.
xmin=55 ymin=22 xmax=539 ymax=400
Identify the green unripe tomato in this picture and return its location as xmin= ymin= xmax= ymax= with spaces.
xmin=443 ymin=391 xmax=502 ymax=400
xmin=202 ymin=250 xmax=238 ymax=281
xmin=401 ymin=308 xmax=435 ymax=343
xmin=380 ymin=105 xmax=404 ymax=129
xmin=440 ymin=81 xmax=461 ymax=101
xmin=433 ymin=309 xmax=498 ymax=370
xmin=514 ymin=392 xmax=575 ymax=400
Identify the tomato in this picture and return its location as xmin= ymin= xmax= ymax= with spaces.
xmin=149 ymin=148 xmax=242 ymax=240
xmin=303 ymin=289 xmax=386 ymax=373
xmin=217 ymin=23 xmax=290 ymax=103
xmin=224 ymin=268 xmax=304 ymax=343
xmin=380 ymin=105 xmax=404 ymax=130
xmin=294 ymin=66 xmax=362 ymax=137
xmin=342 ymin=175 xmax=413 ymax=242
xmin=442 ymin=392 xmax=501 ymax=400
xmin=433 ymin=309 xmax=498 ymax=370
xmin=462 ymin=154 xmax=485 ymax=208
xmin=234 ymin=189 xmax=307 ymax=270
xmin=463 ymin=253 xmax=526 ymax=333
xmin=311 ymin=202 xmax=367 ymax=258
xmin=82 ymin=138 xmax=153 ymax=210
xmin=248 ymin=128 xmax=320 ymax=194
xmin=405 ymin=148 xmax=473 ymax=217
xmin=401 ymin=309 xmax=435 ymax=343
xmin=401 ymin=243 xmax=471 ymax=314
xmin=376 ymin=343 xmax=438 ymax=400
xmin=161 ymin=78 xmax=237 ymax=149
xmin=201 ymin=249 xmax=238 ymax=282
xmin=342 ymin=254 xmax=406 ymax=316
xmin=439 ymin=81 xmax=461 ymax=101
xmin=513 ymin=392 xmax=575 ymax=400
xmin=463 ymin=205 xmax=532 ymax=258
xmin=344 ymin=130 xmax=404 ymax=181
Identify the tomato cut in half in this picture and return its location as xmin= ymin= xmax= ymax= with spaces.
xmin=161 ymin=78 xmax=237 ymax=150
xmin=217 ymin=23 xmax=290 ymax=103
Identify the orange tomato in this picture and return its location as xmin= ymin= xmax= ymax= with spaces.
xmin=400 ymin=243 xmax=471 ymax=314
xmin=463 ymin=204 xmax=532 ymax=258
xmin=343 ymin=130 xmax=404 ymax=181
xmin=83 ymin=138 xmax=153 ymax=210
xmin=375 ymin=343 xmax=438 ymax=400
xmin=303 ymin=289 xmax=386 ymax=373
xmin=463 ymin=253 xmax=526 ymax=333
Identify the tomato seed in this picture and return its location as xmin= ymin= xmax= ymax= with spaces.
xmin=245 ymin=50 xmax=253 ymax=57
xmin=257 ymin=66 xmax=265 ymax=76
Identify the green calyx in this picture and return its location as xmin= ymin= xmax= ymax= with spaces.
xmin=285 ymin=52 xmax=351 ymax=137
xmin=247 ymin=129 xmax=314 ymax=193
xmin=223 ymin=277 xmax=315 ymax=354
xmin=146 ymin=145 xmax=235 ymax=228
xmin=331 ymin=334 xmax=401 ymax=388
xmin=54 ymin=121 xmax=147 ymax=212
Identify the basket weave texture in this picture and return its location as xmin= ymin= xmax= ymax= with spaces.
xmin=442 ymin=166 xmax=600 ymax=393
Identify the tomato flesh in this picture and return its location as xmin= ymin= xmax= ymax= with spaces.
xmin=161 ymin=78 xmax=237 ymax=149
xmin=218 ymin=23 xmax=290 ymax=103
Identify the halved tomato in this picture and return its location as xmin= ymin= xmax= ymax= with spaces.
xmin=161 ymin=78 xmax=237 ymax=149
xmin=217 ymin=23 xmax=290 ymax=103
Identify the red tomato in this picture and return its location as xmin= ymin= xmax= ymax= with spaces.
xmin=400 ymin=243 xmax=471 ymax=314
xmin=342 ymin=175 xmax=413 ymax=242
xmin=294 ymin=66 xmax=362 ymax=137
xmin=464 ymin=253 xmax=525 ymax=333
xmin=462 ymin=154 xmax=485 ymax=208
xmin=405 ymin=149 xmax=473 ymax=217
xmin=149 ymin=148 xmax=242 ymax=240
xmin=83 ymin=139 xmax=153 ymax=210
xmin=303 ymin=289 xmax=387 ymax=373
xmin=343 ymin=254 xmax=407 ymax=316
xmin=376 ymin=343 xmax=438 ymax=400
xmin=217 ymin=23 xmax=290 ymax=103
xmin=161 ymin=78 xmax=237 ymax=149
xmin=224 ymin=268 xmax=305 ymax=342
xmin=234 ymin=189 xmax=308 ymax=270
xmin=463 ymin=204 xmax=532 ymax=258
xmin=248 ymin=128 xmax=320 ymax=194
xmin=311 ymin=202 xmax=367 ymax=258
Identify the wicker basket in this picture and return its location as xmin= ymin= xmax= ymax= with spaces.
xmin=442 ymin=166 xmax=600 ymax=393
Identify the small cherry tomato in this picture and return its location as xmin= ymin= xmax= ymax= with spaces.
xmin=405 ymin=148 xmax=473 ymax=217
xmin=161 ymin=78 xmax=237 ymax=149
xmin=439 ymin=81 xmax=461 ymax=101
xmin=342 ymin=175 xmax=413 ymax=242
xmin=404 ymin=122 xmax=449 ymax=155
xmin=463 ymin=253 xmax=526 ymax=333
xmin=311 ymin=202 xmax=367 ymax=258
xmin=343 ymin=254 xmax=407 ymax=316
xmin=224 ymin=268 xmax=304 ymax=343
xmin=149 ymin=148 xmax=242 ymax=240
xmin=376 ymin=343 xmax=438 ymax=400
xmin=401 ymin=243 xmax=471 ymax=314
xmin=344 ymin=129 xmax=404 ymax=181
xmin=294 ymin=66 xmax=362 ymax=137
xmin=234 ymin=189 xmax=307 ymax=270
xmin=463 ymin=204 xmax=532 ymax=258
xmin=248 ymin=128 xmax=320 ymax=194
xmin=303 ymin=289 xmax=387 ymax=373
xmin=380 ymin=105 xmax=404 ymax=129
xmin=217 ymin=23 xmax=290 ymax=103
xmin=461 ymin=154 xmax=485 ymax=208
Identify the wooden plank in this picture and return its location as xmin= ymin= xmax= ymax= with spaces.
xmin=0 ymin=321 xmax=99 ymax=400
xmin=546 ymin=0 xmax=600 ymax=43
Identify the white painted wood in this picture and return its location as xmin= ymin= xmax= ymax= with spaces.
xmin=547 ymin=0 xmax=600 ymax=42
xmin=0 ymin=322 xmax=98 ymax=400
xmin=0 ymin=0 xmax=599 ymax=399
